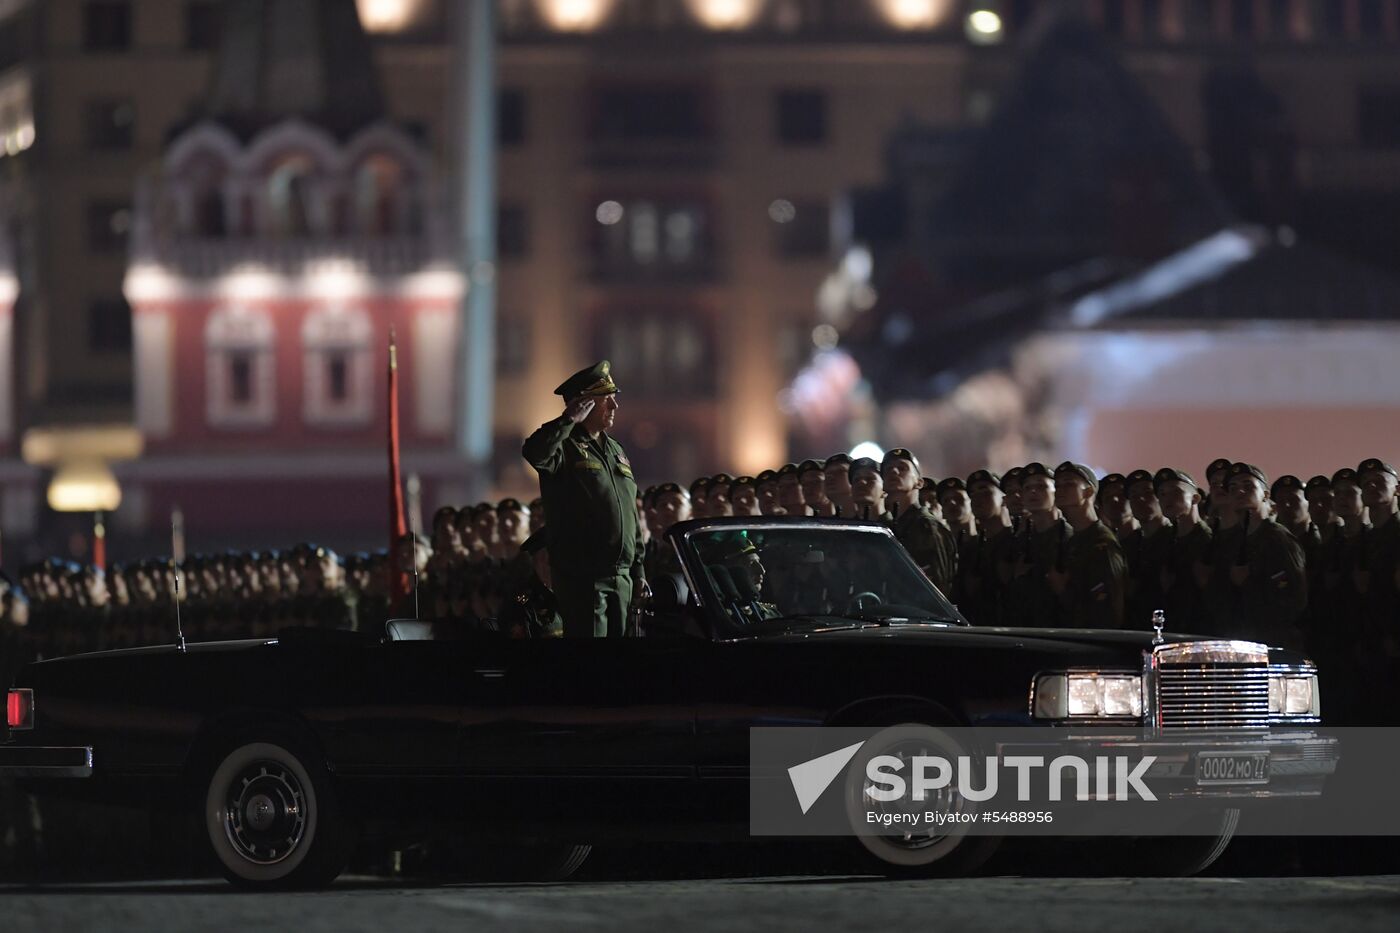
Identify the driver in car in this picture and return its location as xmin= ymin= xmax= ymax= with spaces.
xmin=705 ymin=535 xmax=781 ymax=625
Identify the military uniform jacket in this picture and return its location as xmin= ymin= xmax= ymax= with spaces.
xmin=1123 ymin=522 xmax=1173 ymax=630
xmin=1062 ymin=521 xmax=1128 ymax=630
xmin=1360 ymin=518 xmax=1400 ymax=655
xmin=884 ymin=503 xmax=957 ymax=597
xmin=522 ymin=416 xmax=644 ymax=584
xmin=499 ymin=576 xmax=563 ymax=638
xmin=964 ymin=527 xmax=1016 ymax=626
xmin=1210 ymin=518 xmax=1307 ymax=648
xmin=1162 ymin=521 xmax=1212 ymax=632
xmin=1003 ymin=518 xmax=1072 ymax=627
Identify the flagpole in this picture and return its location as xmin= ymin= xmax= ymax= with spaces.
xmin=388 ymin=328 xmax=409 ymax=614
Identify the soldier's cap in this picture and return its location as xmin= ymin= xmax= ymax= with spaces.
xmin=710 ymin=472 xmax=734 ymax=486
xmin=776 ymin=463 xmax=800 ymax=478
xmin=755 ymin=469 xmax=778 ymax=484
xmin=1331 ymin=467 xmax=1359 ymax=487
xmin=554 ymin=360 xmax=618 ymax=399
xmin=471 ymin=502 xmax=496 ymax=518
xmin=641 ymin=484 xmax=658 ymax=504
xmin=1019 ymin=462 xmax=1051 ymax=480
xmin=1002 ymin=466 xmax=1026 ymax=483
xmin=880 ymin=448 xmax=921 ymax=474
xmin=654 ymin=482 xmax=688 ymax=498
xmin=850 ymin=457 xmax=881 ymax=478
xmin=521 ymin=527 xmax=549 ymax=555
xmin=1304 ymin=475 xmax=1331 ymax=493
xmin=496 ymin=497 xmax=525 ymax=513
xmin=1206 ymin=458 xmax=1234 ymax=481
xmin=936 ymin=476 xmax=966 ymax=494
xmin=1125 ymin=469 xmax=1156 ymax=490
xmin=823 ymin=453 xmax=853 ymax=469
xmin=1270 ymin=475 xmax=1304 ymax=497
xmin=797 ymin=459 xmax=824 ymax=477
xmin=705 ymin=531 xmax=758 ymax=566
xmin=1227 ymin=462 xmax=1269 ymax=488
xmin=1357 ymin=458 xmax=1398 ymax=479
xmin=966 ymin=469 xmax=1001 ymax=489
xmin=689 ymin=476 xmax=711 ymax=494
xmin=1153 ymin=467 xmax=1198 ymax=490
xmin=1099 ymin=472 xmax=1126 ymax=487
xmin=1054 ymin=461 xmax=1098 ymax=491
xmin=731 ymin=475 xmax=756 ymax=488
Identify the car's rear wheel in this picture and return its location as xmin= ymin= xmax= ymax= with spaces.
xmin=203 ymin=736 xmax=355 ymax=890
xmin=843 ymin=723 xmax=1001 ymax=877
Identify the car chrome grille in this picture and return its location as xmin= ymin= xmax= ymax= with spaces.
xmin=1153 ymin=641 xmax=1271 ymax=730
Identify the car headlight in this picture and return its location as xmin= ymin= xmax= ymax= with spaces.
xmin=1269 ymin=672 xmax=1320 ymax=717
xmin=1034 ymin=673 xmax=1143 ymax=719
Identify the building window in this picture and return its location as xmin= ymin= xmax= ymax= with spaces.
xmin=302 ymin=305 xmax=372 ymax=427
xmin=773 ymin=199 xmax=829 ymax=258
xmin=595 ymin=312 xmax=715 ymax=398
xmin=352 ymin=154 xmax=405 ymax=235
xmin=266 ymin=153 xmax=316 ymax=236
xmin=593 ymin=198 xmax=713 ymax=280
xmin=592 ymin=86 xmax=708 ymax=141
xmin=1358 ymin=89 xmax=1400 ymax=148
xmin=84 ymin=99 xmax=134 ymax=150
xmin=499 ymin=88 xmax=526 ymax=146
xmin=498 ymin=202 xmax=530 ymax=259
xmin=82 ymin=1 xmax=131 ymax=52
xmin=775 ymin=89 xmax=827 ymax=146
xmin=185 ymin=1 xmax=220 ymax=50
xmin=497 ymin=313 xmax=530 ymax=376
xmin=85 ymin=200 xmax=131 ymax=253
xmin=87 ymin=297 xmax=132 ymax=353
xmin=206 ymin=305 xmax=276 ymax=428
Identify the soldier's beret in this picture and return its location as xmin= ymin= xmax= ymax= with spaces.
xmin=1099 ymin=473 xmax=1126 ymax=487
xmin=554 ymin=360 xmax=618 ymax=399
xmin=823 ymin=453 xmax=853 ymax=469
xmin=1206 ymin=458 xmax=1234 ymax=481
xmin=936 ymin=477 xmax=966 ymax=494
xmin=755 ymin=470 xmax=778 ymax=484
xmin=1228 ymin=462 xmax=1268 ymax=487
xmin=655 ymin=482 xmax=686 ymax=498
xmin=497 ymin=498 xmax=525 ymax=512
xmin=881 ymin=448 xmax=921 ymax=473
xmin=850 ymin=457 xmax=881 ymax=478
xmin=1154 ymin=467 xmax=1197 ymax=490
xmin=641 ymin=485 xmax=658 ymax=504
xmin=1125 ymin=469 xmax=1155 ymax=490
xmin=1003 ymin=466 xmax=1026 ymax=482
xmin=689 ymin=477 xmax=711 ymax=494
xmin=731 ymin=475 xmax=756 ymax=488
xmin=1331 ymin=468 xmax=1359 ymax=486
xmin=966 ymin=469 xmax=1001 ymax=489
xmin=1053 ymin=461 xmax=1097 ymax=490
xmin=776 ymin=463 xmax=800 ymax=478
xmin=1020 ymin=462 xmax=1051 ymax=479
xmin=797 ymin=459 xmax=824 ymax=477
xmin=1304 ymin=475 xmax=1331 ymax=493
xmin=471 ymin=502 xmax=496 ymax=518
xmin=521 ymin=527 xmax=549 ymax=555
xmin=1357 ymin=458 xmax=1398 ymax=479
xmin=1270 ymin=475 xmax=1304 ymax=498
xmin=710 ymin=473 xmax=734 ymax=489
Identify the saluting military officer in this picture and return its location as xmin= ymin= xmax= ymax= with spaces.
xmin=1050 ymin=462 xmax=1127 ymax=629
xmin=521 ymin=361 xmax=645 ymax=638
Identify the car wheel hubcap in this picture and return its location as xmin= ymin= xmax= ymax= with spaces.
xmin=223 ymin=760 xmax=308 ymax=865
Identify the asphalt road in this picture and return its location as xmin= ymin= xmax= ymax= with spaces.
xmin=3 ymin=874 xmax=1398 ymax=933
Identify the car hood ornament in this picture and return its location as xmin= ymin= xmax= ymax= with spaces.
xmin=1151 ymin=609 xmax=1165 ymax=645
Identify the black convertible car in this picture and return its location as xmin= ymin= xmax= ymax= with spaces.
xmin=1 ymin=518 xmax=1336 ymax=888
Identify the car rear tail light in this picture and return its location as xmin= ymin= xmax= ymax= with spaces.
xmin=6 ymin=689 xmax=33 ymax=730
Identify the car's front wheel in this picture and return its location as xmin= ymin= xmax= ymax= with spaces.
xmin=202 ymin=736 xmax=355 ymax=890
xmin=843 ymin=723 xmax=1001 ymax=877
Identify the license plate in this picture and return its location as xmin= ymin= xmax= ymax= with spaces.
xmin=1195 ymin=751 xmax=1270 ymax=785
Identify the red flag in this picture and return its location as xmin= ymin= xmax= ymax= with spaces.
xmin=92 ymin=511 xmax=106 ymax=573
xmin=387 ymin=328 xmax=410 ymax=612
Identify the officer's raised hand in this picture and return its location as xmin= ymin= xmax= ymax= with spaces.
xmin=565 ymin=396 xmax=596 ymax=424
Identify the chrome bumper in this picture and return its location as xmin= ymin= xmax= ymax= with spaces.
xmin=0 ymin=744 xmax=94 ymax=778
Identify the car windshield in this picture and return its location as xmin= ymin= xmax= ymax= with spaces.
xmin=681 ymin=523 xmax=963 ymax=632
